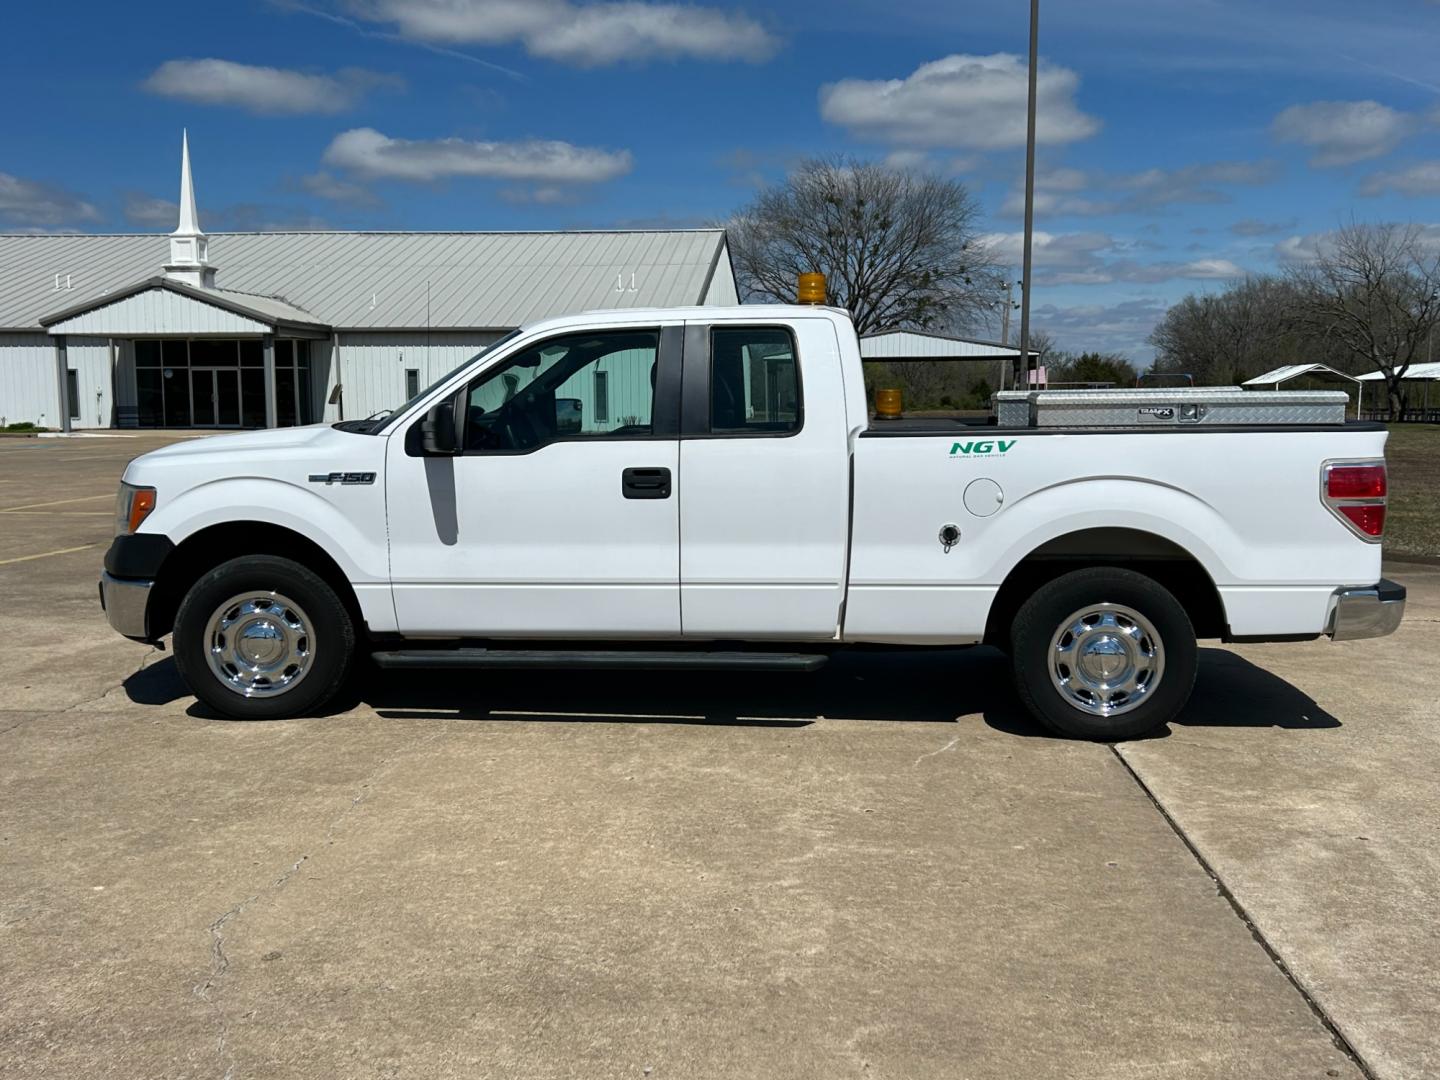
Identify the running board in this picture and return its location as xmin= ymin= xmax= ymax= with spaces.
xmin=371 ymin=648 xmax=829 ymax=673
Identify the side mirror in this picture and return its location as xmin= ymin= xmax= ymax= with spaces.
xmin=420 ymin=400 xmax=460 ymax=455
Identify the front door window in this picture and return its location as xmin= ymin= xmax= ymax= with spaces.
xmin=463 ymin=329 xmax=660 ymax=452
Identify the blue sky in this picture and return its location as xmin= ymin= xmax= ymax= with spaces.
xmin=3 ymin=0 xmax=1439 ymax=357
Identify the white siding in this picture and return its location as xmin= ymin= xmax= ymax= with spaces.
xmin=46 ymin=289 xmax=271 ymax=336
xmin=327 ymin=331 xmax=506 ymax=422
xmin=67 ymin=336 xmax=113 ymax=429
xmin=703 ymin=243 xmax=739 ymax=306
xmin=0 ymin=334 xmax=58 ymax=427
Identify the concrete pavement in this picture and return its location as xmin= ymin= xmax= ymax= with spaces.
xmin=0 ymin=430 xmax=1434 ymax=1079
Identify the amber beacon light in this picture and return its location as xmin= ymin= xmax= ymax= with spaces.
xmin=874 ymin=387 xmax=903 ymax=419
xmin=797 ymin=272 xmax=826 ymax=305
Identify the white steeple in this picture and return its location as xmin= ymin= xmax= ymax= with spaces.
xmin=164 ymin=129 xmax=217 ymax=288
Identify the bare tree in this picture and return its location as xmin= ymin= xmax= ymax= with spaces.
xmin=726 ymin=157 xmax=997 ymax=335
xmin=1149 ymin=275 xmax=1309 ymax=386
xmin=1288 ymin=223 xmax=1440 ymax=418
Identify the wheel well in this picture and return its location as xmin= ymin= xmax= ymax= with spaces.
xmin=983 ymin=528 xmax=1226 ymax=648
xmin=149 ymin=522 xmax=363 ymax=640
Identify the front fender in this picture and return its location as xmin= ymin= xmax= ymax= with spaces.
xmin=140 ymin=476 xmax=389 ymax=585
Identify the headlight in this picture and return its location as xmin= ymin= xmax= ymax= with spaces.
xmin=114 ymin=482 xmax=157 ymax=536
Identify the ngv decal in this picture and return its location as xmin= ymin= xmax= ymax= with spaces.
xmin=950 ymin=439 xmax=1017 ymax=458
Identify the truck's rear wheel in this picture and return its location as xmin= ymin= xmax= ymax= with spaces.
xmin=173 ymin=555 xmax=356 ymax=720
xmin=1010 ymin=567 xmax=1197 ymax=741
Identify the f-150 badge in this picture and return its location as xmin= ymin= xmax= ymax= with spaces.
xmin=308 ymin=471 xmax=376 ymax=485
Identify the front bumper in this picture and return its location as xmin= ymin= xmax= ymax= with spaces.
xmin=1329 ymin=578 xmax=1406 ymax=641
xmin=99 ymin=571 xmax=154 ymax=641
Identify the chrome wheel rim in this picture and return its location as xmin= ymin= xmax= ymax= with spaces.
xmin=203 ymin=591 xmax=315 ymax=698
xmin=1049 ymin=602 xmax=1164 ymax=717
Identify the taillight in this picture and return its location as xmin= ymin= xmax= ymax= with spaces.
xmin=1323 ymin=460 xmax=1386 ymax=541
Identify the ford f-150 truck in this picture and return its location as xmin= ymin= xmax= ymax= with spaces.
xmin=99 ymin=303 xmax=1406 ymax=740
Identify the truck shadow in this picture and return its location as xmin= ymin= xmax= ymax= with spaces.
xmin=124 ymin=645 xmax=1341 ymax=737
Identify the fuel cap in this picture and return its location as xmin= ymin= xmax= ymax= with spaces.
xmin=963 ymin=478 xmax=1004 ymax=518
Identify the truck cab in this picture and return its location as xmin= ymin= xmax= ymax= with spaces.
xmin=100 ymin=304 xmax=1405 ymax=740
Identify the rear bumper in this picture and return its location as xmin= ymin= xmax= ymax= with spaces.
xmin=99 ymin=572 xmax=154 ymax=641
xmin=1328 ymin=578 xmax=1406 ymax=641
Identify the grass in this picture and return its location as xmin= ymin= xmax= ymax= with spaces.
xmin=1383 ymin=424 xmax=1440 ymax=559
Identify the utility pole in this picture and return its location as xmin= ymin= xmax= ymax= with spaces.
xmin=1000 ymin=279 xmax=1015 ymax=346
xmin=999 ymin=278 xmax=1018 ymax=392
xmin=1017 ymin=0 xmax=1040 ymax=389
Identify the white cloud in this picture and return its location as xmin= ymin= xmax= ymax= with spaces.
xmin=1123 ymin=160 xmax=1276 ymax=191
xmin=1033 ymin=298 xmax=1171 ymax=360
xmin=1176 ymin=258 xmax=1246 ymax=279
xmin=498 ymin=185 xmax=578 ymax=205
xmin=1275 ymin=223 xmax=1440 ymax=263
xmin=881 ymin=149 xmax=932 ymax=171
xmin=819 ymin=53 xmax=1101 ymax=151
xmin=1360 ymin=161 xmax=1440 ymax=197
xmin=298 ymin=171 xmax=382 ymax=206
xmin=0 ymin=172 xmax=101 ymax=227
xmin=322 ymin=127 xmax=634 ymax=184
xmin=1229 ymin=217 xmax=1296 ymax=236
xmin=348 ymin=0 xmax=778 ymax=66
xmin=982 ymin=229 xmax=1244 ymax=285
xmin=142 ymin=59 xmax=401 ymax=115
xmin=983 ymin=229 xmax=1112 ymax=269
xmin=999 ymin=160 xmax=1278 ymax=217
xmin=1272 ymin=100 xmax=1416 ymax=166
xmin=122 ymin=193 xmax=179 ymax=228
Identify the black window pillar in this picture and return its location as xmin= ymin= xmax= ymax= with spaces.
xmin=54 ymin=335 xmax=71 ymax=434
xmin=263 ymin=333 xmax=278 ymax=429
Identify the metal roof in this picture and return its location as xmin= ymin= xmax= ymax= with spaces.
xmin=1355 ymin=361 xmax=1440 ymax=381
xmin=1243 ymin=363 xmax=1360 ymax=387
xmin=860 ymin=328 xmax=1024 ymax=360
xmin=40 ymin=276 xmax=326 ymax=334
xmin=1 ymin=229 xmax=730 ymax=332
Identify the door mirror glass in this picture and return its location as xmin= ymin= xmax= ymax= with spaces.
xmin=556 ymin=398 xmax=583 ymax=435
xmin=421 ymin=400 xmax=459 ymax=455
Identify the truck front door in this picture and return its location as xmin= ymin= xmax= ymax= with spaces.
xmin=677 ymin=318 xmax=852 ymax=638
xmin=385 ymin=324 xmax=683 ymax=636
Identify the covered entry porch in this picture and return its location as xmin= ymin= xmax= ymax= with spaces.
xmin=40 ymin=277 xmax=329 ymax=430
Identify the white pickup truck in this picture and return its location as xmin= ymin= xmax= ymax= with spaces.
xmin=100 ymin=303 xmax=1405 ymax=740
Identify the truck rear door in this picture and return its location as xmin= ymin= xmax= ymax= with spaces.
xmin=677 ymin=317 xmax=851 ymax=638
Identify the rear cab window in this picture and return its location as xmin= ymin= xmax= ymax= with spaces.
xmin=710 ymin=326 xmax=801 ymax=435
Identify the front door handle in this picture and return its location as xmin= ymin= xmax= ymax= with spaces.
xmin=622 ymin=466 xmax=671 ymax=499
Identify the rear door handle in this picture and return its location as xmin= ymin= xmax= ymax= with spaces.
xmin=622 ymin=466 xmax=671 ymax=499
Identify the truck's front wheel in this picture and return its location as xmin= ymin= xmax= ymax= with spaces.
xmin=173 ymin=555 xmax=356 ymax=720
xmin=1010 ymin=567 xmax=1197 ymax=741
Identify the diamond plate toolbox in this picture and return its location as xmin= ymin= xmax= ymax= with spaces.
xmin=995 ymin=388 xmax=1348 ymax=428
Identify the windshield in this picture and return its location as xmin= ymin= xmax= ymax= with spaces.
xmin=335 ymin=329 xmax=524 ymax=435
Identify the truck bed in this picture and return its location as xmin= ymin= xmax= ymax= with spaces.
xmin=861 ymin=419 xmax=1386 ymax=436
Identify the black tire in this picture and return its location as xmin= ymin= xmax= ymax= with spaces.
xmin=1010 ymin=567 xmax=1197 ymax=741
xmin=172 ymin=555 xmax=356 ymax=720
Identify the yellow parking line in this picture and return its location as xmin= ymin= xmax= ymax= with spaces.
xmin=0 ymin=544 xmax=98 ymax=566
xmin=0 ymin=494 xmax=113 ymax=512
